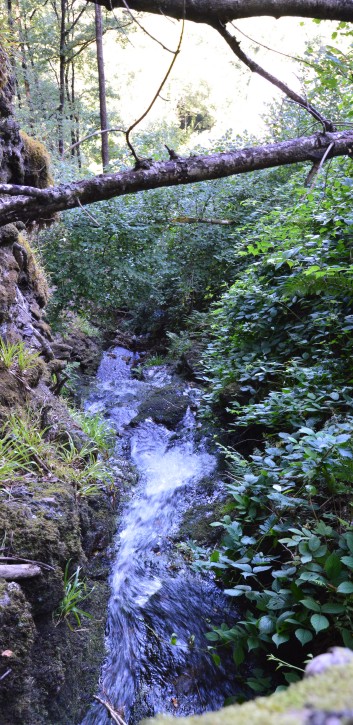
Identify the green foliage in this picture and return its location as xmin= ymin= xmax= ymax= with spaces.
xmin=0 ymin=408 xmax=113 ymax=499
xmin=69 ymin=410 xmax=115 ymax=455
xmin=38 ymin=156 xmax=292 ymax=336
xmin=0 ymin=339 xmax=40 ymax=372
xmin=195 ymin=427 xmax=353 ymax=686
xmin=55 ymin=560 xmax=93 ymax=630
xmin=190 ymin=157 xmax=353 ymax=689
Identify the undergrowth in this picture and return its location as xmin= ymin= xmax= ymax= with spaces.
xmin=0 ymin=407 xmax=114 ymax=499
xmin=181 ymin=161 xmax=353 ymax=692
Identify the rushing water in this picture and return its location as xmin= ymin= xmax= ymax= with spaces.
xmin=81 ymin=347 xmax=238 ymax=725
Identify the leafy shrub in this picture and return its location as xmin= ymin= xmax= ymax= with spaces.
xmin=194 ymin=423 xmax=353 ymax=686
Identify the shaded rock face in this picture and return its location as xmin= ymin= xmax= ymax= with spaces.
xmin=0 ymin=50 xmax=116 ymax=724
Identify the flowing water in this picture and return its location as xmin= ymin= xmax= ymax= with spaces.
xmin=81 ymin=347 xmax=238 ymax=725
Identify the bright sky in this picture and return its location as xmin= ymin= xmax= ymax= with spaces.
xmin=103 ymin=13 xmax=338 ymax=142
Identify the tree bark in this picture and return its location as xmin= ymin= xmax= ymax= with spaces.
xmin=95 ymin=2 xmax=109 ymax=170
xmin=87 ymin=0 xmax=353 ymax=24
xmin=1 ymin=130 xmax=353 ymax=226
xmin=58 ymin=0 xmax=67 ymax=156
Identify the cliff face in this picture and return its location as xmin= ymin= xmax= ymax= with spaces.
xmin=0 ymin=51 xmax=116 ymax=725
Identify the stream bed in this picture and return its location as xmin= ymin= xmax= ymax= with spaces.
xmin=81 ymin=347 xmax=239 ymax=724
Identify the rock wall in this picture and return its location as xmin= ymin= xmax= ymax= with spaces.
xmin=0 ymin=50 xmax=117 ymax=724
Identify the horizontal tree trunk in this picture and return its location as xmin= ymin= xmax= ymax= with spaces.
xmin=0 ymin=130 xmax=353 ymax=226
xmin=88 ymin=0 xmax=353 ymax=24
xmin=0 ymin=564 xmax=42 ymax=579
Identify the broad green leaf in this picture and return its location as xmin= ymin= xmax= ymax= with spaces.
xmin=337 ymin=581 xmax=353 ymax=594
xmin=300 ymin=598 xmax=320 ymax=612
xmin=295 ymin=628 xmax=313 ymax=646
xmin=310 ymin=614 xmax=330 ymax=633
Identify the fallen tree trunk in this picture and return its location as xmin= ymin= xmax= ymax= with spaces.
xmin=0 ymin=130 xmax=353 ymax=226
xmin=88 ymin=0 xmax=353 ymax=24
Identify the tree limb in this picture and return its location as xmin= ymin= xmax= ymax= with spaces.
xmin=0 ymin=130 xmax=352 ymax=226
xmin=87 ymin=0 xmax=353 ymax=24
xmin=215 ymin=21 xmax=334 ymax=132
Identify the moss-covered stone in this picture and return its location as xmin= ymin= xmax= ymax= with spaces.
xmin=20 ymin=130 xmax=53 ymax=189
xmin=143 ymin=662 xmax=353 ymax=725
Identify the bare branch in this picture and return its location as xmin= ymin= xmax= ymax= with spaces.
xmin=125 ymin=7 xmax=185 ymax=160
xmin=215 ymin=21 xmax=334 ymax=132
xmin=120 ymin=0 xmax=175 ymax=52
xmin=305 ymin=140 xmax=335 ymax=189
xmin=64 ymin=126 xmax=124 ymax=155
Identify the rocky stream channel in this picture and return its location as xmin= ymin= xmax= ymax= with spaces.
xmin=80 ymin=347 xmax=239 ymax=725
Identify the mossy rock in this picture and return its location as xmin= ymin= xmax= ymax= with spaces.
xmin=132 ymin=385 xmax=189 ymax=428
xmin=143 ymin=662 xmax=353 ymax=724
xmin=20 ymin=130 xmax=53 ymax=189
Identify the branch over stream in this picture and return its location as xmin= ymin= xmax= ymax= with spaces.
xmin=1 ymin=130 xmax=353 ymax=226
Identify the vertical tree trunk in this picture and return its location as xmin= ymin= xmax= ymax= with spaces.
xmin=58 ymin=0 xmax=66 ymax=156
xmin=6 ymin=0 xmax=22 ymax=107
xmin=94 ymin=2 xmax=109 ymax=170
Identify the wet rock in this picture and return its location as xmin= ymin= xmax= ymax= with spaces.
xmin=131 ymin=384 xmax=190 ymax=428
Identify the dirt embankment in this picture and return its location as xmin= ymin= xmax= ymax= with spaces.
xmin=0 ymin=51 xmax=121 ymax=725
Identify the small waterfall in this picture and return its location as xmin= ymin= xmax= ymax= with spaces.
xmin=81 ymin=348 xmax=238 ymax=725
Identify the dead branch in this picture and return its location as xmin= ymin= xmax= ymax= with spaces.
xmin=120 ymin=0 xmax=175 ymax=52
xmin=125 ymin=6 xmax=185 ymax=160
xmin=215 ymin=21 xmax=334 ymax=132
xmin=0 ymin=556 xmax=54 ymax=571
xmin=94 ymin=695 xmax=127 ymax=725
xmin=1 ymin=130 xmax=353 ymax=226
xmin=0 ymin=564 xmax=42 ymax=579
xmin=305 ymin=141 xmax=335 ymax=189
xmin=64 ymin=127 xmax=125 ymax=155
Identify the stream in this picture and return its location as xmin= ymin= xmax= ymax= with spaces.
xmin=80 ymin=347 xmax=239 ymax=725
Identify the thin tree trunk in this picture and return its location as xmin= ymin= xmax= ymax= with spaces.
xmin=58 ymin=0 xmax=67 ymax=156
xmin=95 ymin=3 xmax=109 ymax=170
xmin=6 ymin=0 xmax=22 ymax=107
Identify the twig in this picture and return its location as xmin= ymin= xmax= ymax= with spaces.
xmin=64 ymin=127 xmax=124 ymax=155
xmin=125 ymin=5 xmax=185 ymax=161
xmin=77 ymin=199 xmax=100 ymax=227
xmin=94 ymin=696 xmax=127 ymax=725
xmin=306 ymin=141 xmax=335 ymax=191
xmin=0 ymin=669 xmax=12 ymax=682
xmin=230 ymin=22 xmax=313 ymax=67
xmin=120 ymin=0 xmax=174 ymax=53
xmin=216 ymin=22 xmax=334 ymax=133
